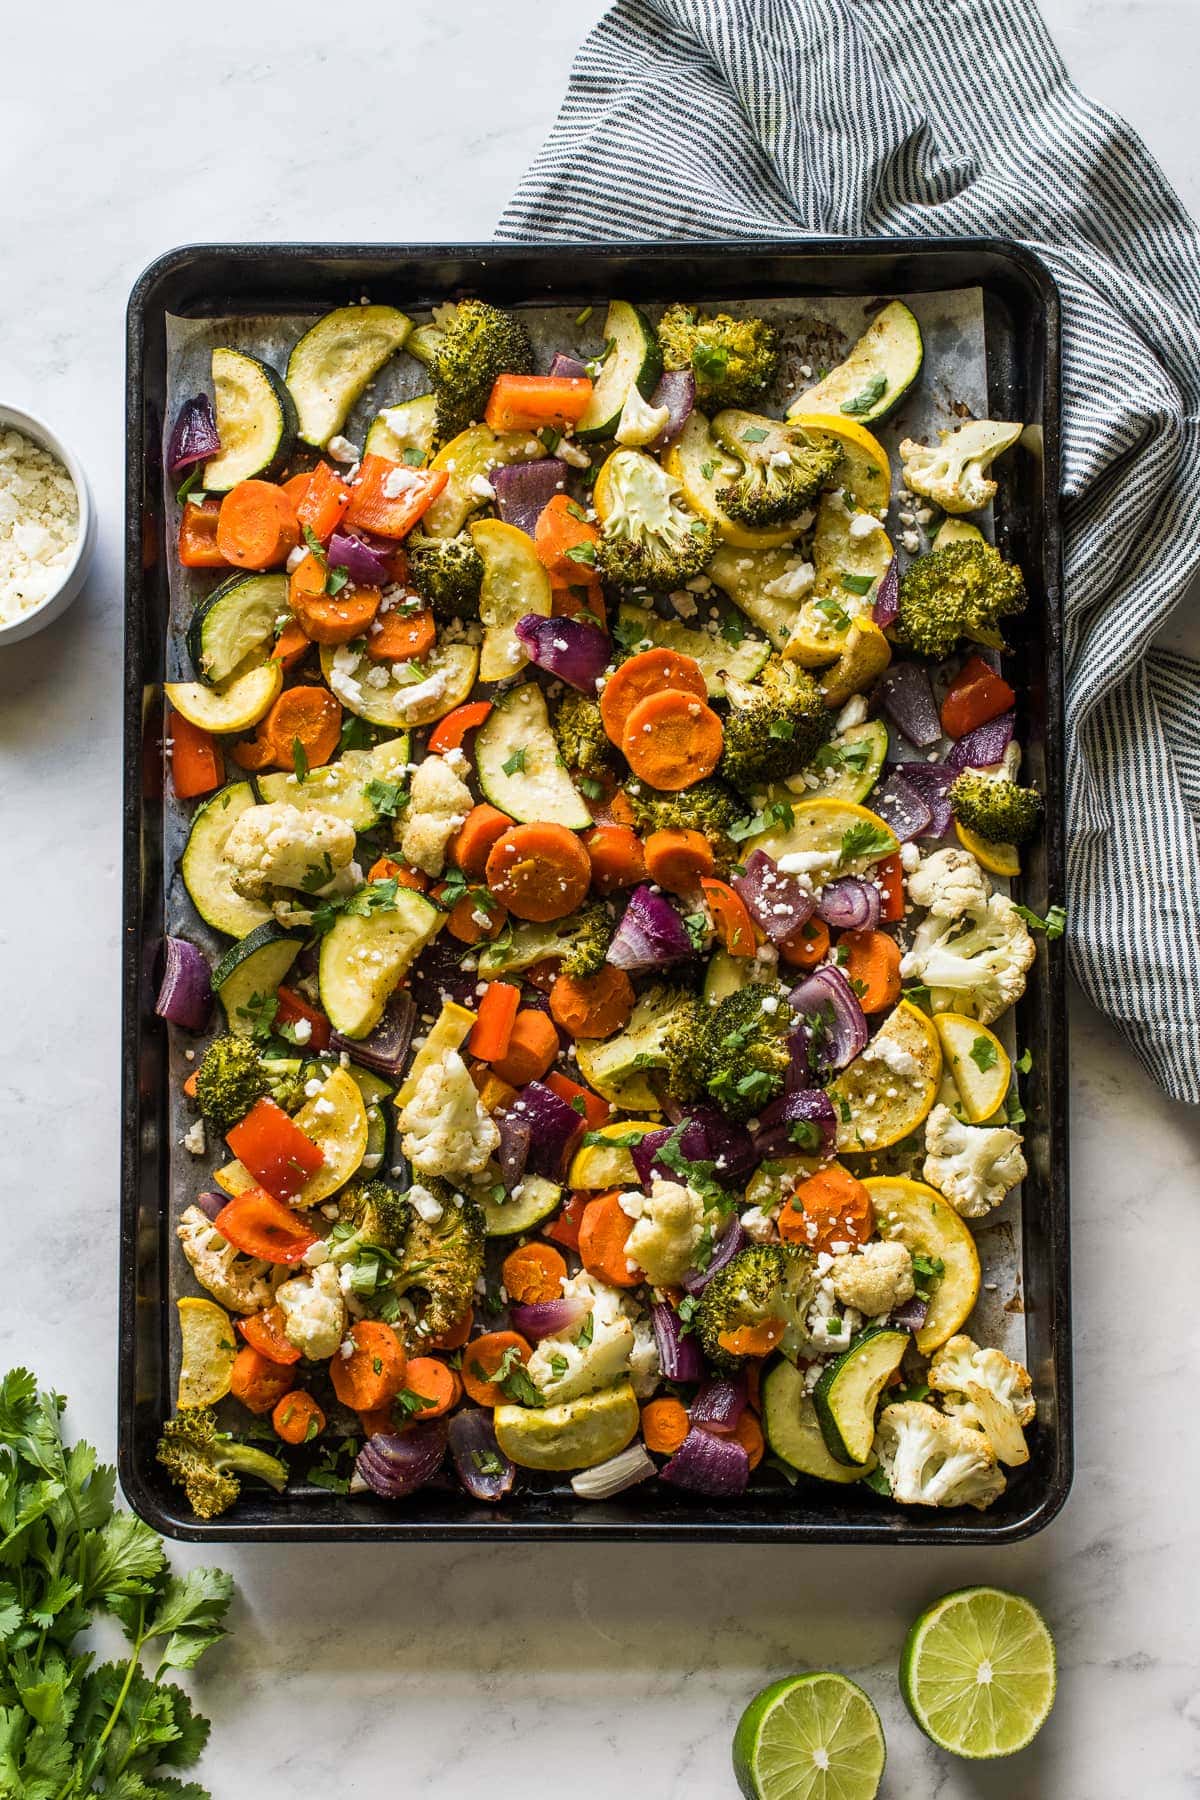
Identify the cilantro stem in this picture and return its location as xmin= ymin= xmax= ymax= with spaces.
xmin=71 ymin=1601 xmax=146 ymax=1793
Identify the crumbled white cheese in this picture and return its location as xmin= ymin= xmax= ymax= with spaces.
xmin=0 ymin=428 xmax=79 ymax=624
xmin=409 ymin=1184 xmax=445 ymax=1224
xmin=182 ymin=1119 xmax=206 ymax=1157
xmin=326 ymin=435 xmax=359 ymax=463
xmin=848 ymin=512 xmax=883 ymax=539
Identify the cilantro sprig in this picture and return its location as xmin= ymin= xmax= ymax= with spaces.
xmin=0 ymin=1368 xmax=235 ymax=1796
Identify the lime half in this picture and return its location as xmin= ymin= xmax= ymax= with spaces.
xmin=900 ymin=1586 xmax=1056 ymax=1758
xmin=733 ymin=1672 xmax=886 ymax=1800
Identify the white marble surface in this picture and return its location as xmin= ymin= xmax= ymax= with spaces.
xmin=3 ymin=2 xmax=1200 ymax=1794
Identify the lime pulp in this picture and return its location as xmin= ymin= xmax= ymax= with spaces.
xmin=732 ymin=1670 xmax=886 ymax=1800
xmin=900 ymin=1585 xmax=1056 ymax=1758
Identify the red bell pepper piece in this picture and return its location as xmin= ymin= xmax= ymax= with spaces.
xmin=544 ymin=1190 xmax=589 ymax=1252
xmin=940 ymin=654 xmax=1016 ymax=739
xmin=177 ymin=497 xmax=228 ymax=568
xmin=274 ymin=985 xmax=332 ymax=1053
xmin=225 ymin=1099 xmax=324 ymax=1201
xmin=295 ymin=461 xmax=352 ymax=541
xmin=343 ymin=454 xmax=448 ymax=539
xmin=215 ymin=1188 xmax=321 ymax=1263
xmin=237 ymin=1304 xmax=302 ymax=1365
xmin=544 ymin=1072 xmax=611 ymax=1133
xmin=426 ymin=701 xmax=494 ymax=755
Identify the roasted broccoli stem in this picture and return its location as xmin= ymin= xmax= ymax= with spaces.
xmin=156 ymin=1409 xmax=288 ymax=1521
xmin=597 ymin=449 xmax=718 ymax=591
xmin=718 ymin=660 xmax=833 ymax=796
xmin=699 ymin=982 xmax=794 ymax=1121
xmin=552 ymin=690 xmax=616 ymax=789
xmin=895 ymin=542 xmax=1027 ymax=659
xmin=694 ymin=1243 xmax=815 ymax=1369
xmin=330 ymin=1179 xmax=413 ymax=1259
xmin=428 ymin=299 xmax=534 ymax=441
xmin=712 ymin=411 xmax=842 ymax=528
xmin=390 ymin=1192 xmax=486 ymax=1345
xmin=657 ymin=305 xmax=779 ymax=409
xmin=407 ymin=532 xmax=484 ymax=621
xmin=193 ymin=1034 xmax=302 ymax=1134
xmin=949 ymin=771 xmax=1044 ymax=846
xmin=597 ymin=984 xmax=706 ymax=1105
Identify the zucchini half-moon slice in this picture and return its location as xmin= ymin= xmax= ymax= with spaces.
xmin=286 ymin=305 xmax=413 ymax=448
xmin=203 ymin=349 xmax=297 ymax=492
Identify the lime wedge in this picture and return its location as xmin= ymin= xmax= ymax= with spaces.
xmin=900 ymin=1586 xmax=1056 ymax=1758
xmin=733 ymin=1672 xmax=886 ymax=1799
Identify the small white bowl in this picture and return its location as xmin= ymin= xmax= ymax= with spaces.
xmin=0 ymin=403 xmax=96 ymax=646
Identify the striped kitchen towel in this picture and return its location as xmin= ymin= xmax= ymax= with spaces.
xmin=499 ymin=0 xmax=1200 ymax=1104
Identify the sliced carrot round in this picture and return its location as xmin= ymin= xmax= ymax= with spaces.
xmin=485 ymin=823 xmax=592 ymax=922
xmin=583 ymin=824 xmax=646 ymax=894
xmin=502 ymin=1242 xmax=568 ymax=1305
xmin=453 ymin=804 xmax=515 ymax=880
xmin=216 ymin=481 xmax=300 ymax=570
xmin=644 ymin=827 xmax=714 ymax=892
xmin=366 ymin=605 xmax=436 ymax=664
xmin=549 ymin=966 xmax=635 ymax=1040
xmin=577 ymin=1190 xmax=640 ymax=1288
xmin=599 ymin=646 xmax=708 ymax=746
xmin=462 ymin=1331 xmax=534 ymax=1408
xmin=620 ymin=690 xmax=724 ymax=791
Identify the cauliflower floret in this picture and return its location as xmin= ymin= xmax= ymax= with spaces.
xmin=176 ymin=1205 xmax=275 ymax=1316
xmin=614 ymin=383 xmax=671 ymax=447
xmin=905 ymin=846 xmax=992 ymax=921
xmin=928 ymin=1333 xmax=1035 ymax=1467
xmin=526 ymin=1271 xmax=634 ymax=1404
xmin=899 ymin=418 xmax=1023 ymax=515
xmin=923 ymin=1104 xmax=1027 ymax=1219
xmin=276 ymin=1261 xmax=346 ymax=1361
xmin=875 ymin=1400 xmax=1006 ymax=1510
xmin=399 ymin=755 xmax=473 ymax=877
xmin=829 ymin=1240 xmax=915 ymax=1317
xmin=625 ymin=1178 xmax=710 ymax=1288
xmin=900 ymin=894 xmax=1036 ymax=1024
xmin=224 ymin=802 xmax=356 ymax=899
xmin=397 ymin=1047 xmax=500 ymax=1178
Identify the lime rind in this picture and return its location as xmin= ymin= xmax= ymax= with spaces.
xmin=733 ymin=1671 xmax=886 ymax=1800
xmin=900 ymin=1586 xmax=1056 ymax=1759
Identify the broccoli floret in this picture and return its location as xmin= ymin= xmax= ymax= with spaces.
xmin=195 ymin=1035 xmax=265 ymax=1133
xmin=428 ymin=299 xmax=534 ymax=441
xmin=626 ymin=777 xmax=744 ymax=865
xmin=712 ymin=411 xmax=842 ymax=528
xmin=390 ymin=1191 xmax=486 ymax=1344
xmin=718 ymin=661 xmax=833 ymax=796
xmin=895 ymin=542 xmax=1026 ymax=659
xmin=156 ymin=1409 xmax=288 ymax=1521
xmin=657 ymin=305 xmax=779 ymax=408
xmin=331 ymin=1179 xmax=413 ymax=1259
xmin=194 ymin=1036 xmax=305 ymax=1133
xmin=552 ymin=690 xmax=615 ymax=789
xmin=559 ymin=902 xmax=617 ymax=978
xmin=597 ymin=449 xmax=718 ymax=591
xmin=949 ymin=771 xmax=1044 ymax=846
xmin=699 ymin=982 xmax=794 ymax=1121
xmin=407 ymin=532 xmax=484 ymax=621
xmin=694 ymin=1243 xmax=815 ymax=1369
xmin=582 ymin=984 xmax=706 ymax=1106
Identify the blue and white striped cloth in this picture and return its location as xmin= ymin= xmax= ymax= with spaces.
xmin=499 ymin=0 xmax=1200 ymax=1103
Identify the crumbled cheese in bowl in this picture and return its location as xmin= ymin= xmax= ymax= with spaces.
xmin=0 ymin=427 xmax=79 ymax=626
